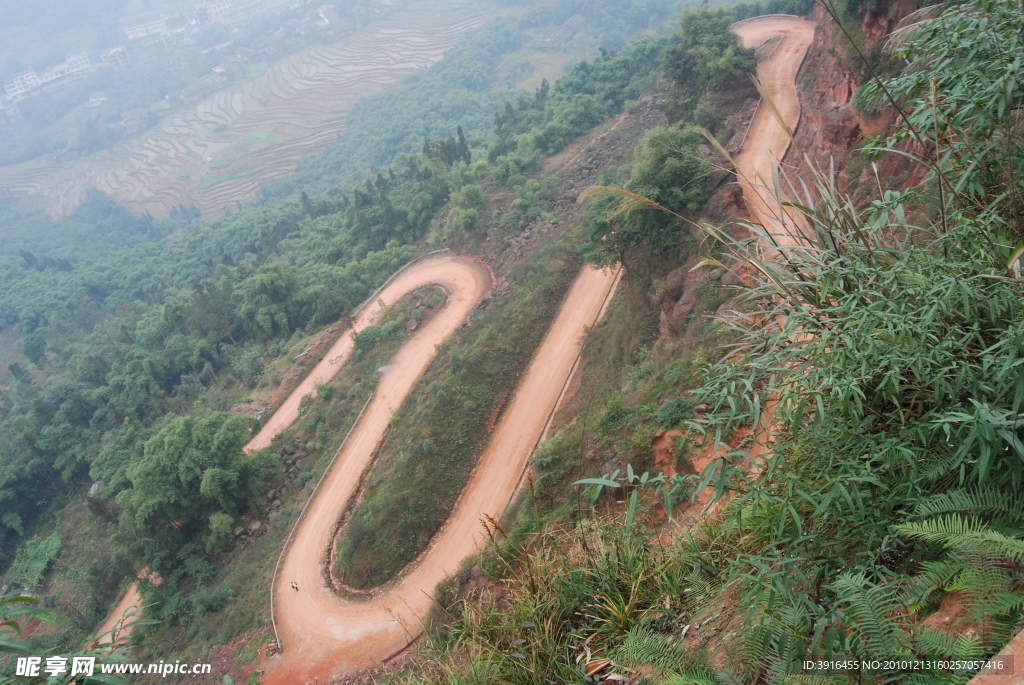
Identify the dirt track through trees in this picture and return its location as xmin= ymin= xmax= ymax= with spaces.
xmin=680 ymin=16 xmax=816 ymax=515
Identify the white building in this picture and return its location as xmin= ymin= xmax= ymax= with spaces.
xmin=3 ymin=53 xmax=91 ymax=98
xmin=205 ymin=1 xmax=234 ymax=20
xmin=4 ymin=70 xmax=41 ymax=97
xmin=0 ymin=96 xmax=21 ymax=120
xmin=122 ymin=17 xmax=168 ymax=40
xmin=215 ymin=0 xmax=305 ymax=28
xmin=102 ymin=47 xmax=132 ymax=70
xmin=38 ymin=53 xmax=91 ymax=82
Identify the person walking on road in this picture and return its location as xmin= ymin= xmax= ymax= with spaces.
xmin=291 ymin=582 xmax=298 ymax=591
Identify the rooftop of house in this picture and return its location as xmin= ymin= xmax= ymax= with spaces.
xmin=539 ymin=25 xmax=574 ymax=49
xmin=495 ymin=57 xmax=518 ymax=74
xmin=564 ymin=14 xmax=585 ymax=30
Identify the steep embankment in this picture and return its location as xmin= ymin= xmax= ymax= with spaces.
xmin=92 ymin=14 xmax=815 ymax=678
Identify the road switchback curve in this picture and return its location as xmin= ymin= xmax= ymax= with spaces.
xmin=263 ymin=257 xmax=619 ymax=683
xmin=732 ymin=16 xmax=816 ymax=241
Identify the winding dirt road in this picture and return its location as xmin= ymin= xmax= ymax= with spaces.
xmin=264 ymin=261 xmax=619 ymax=683
xmin=261 ymin=18 xmax=817 ymax=676
xmin=244 ymin=255 xmax=490 ymax=453
xmin=732 ymin=16 xmax=816 ymax=239
xmin=93 ymin=14 xmax=815 ymax=679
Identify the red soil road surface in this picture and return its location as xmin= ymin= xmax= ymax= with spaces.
xmin=245 ymin=255 xmax=491 ymax=452
xmin=732 ymin=16 xmax=816 ymax=241
xmin=94 ymin=584 xmax=142 ymax=646
xmin=712 ymin=16 xmax=817 ymax=490
xmin=968 ymin=634 xmax=1024 ymax=684
xmin=264 ymin=263 xmax=619 ymax=683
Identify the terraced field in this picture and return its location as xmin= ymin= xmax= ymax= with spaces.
xmin=0 ymin=7 xmax=492 ymax=219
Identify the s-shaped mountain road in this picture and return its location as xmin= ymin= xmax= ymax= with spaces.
xmin=262 ymin=256 xmax=620 ymax=683
xmin=263 ymin=16 xmax=815 ymax=682
xmin=92 ymin=14 xmax=815 ymax=681
xmin=733 ymin=15 xmax=816 ymax=242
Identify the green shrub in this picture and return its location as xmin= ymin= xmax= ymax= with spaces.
xmin=355 ymin=325 xmax=384 ymax=352
xmin=599 ymin=395 xmax=630 ymax=437
xmin=656 ymin=397 xmax=693 ymax=428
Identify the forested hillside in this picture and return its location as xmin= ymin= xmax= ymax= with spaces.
xmin=9 ymin=0 xmax=1020 ymax=681
xmin=0 ymin=0 xmax=758 ymax=671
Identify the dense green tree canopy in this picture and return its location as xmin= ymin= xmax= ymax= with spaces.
xmin=117 ymin=411 xmax=258 ymax=544
xmin=585 ymin=125 xmax=711 ymax=263
xmin=663 ymin=8 xmax=756 ymax=108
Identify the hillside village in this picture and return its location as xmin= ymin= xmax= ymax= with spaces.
xmin=0 ymin=0 xmax=393 ymax=131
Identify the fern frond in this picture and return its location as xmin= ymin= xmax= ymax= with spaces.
xmin=894 ymin=515 xmax=988 ymax=545
xmin=903 ymin=558 xmax=966 ymax=610
xmin=914 ymin=626 xmax=983 ymax=661
xmin=831 ymin=572 xmax=910 ymax=660
xmin=972 ymin=529 xmax=1024 ymax=564
xmin=769 ymin=675 xmax=846 ymax=685
xmin=681 ymin=570 xmax=720 ymax=612
xmin=913 ymin=487 xmax=1024 ymax=525
xmin=946 ymin=565 xmax=1024 ymax=620
xmin=617 ymin=625 xmax=690 ymax=675
xmin=660 ymin=667 xmax=721 ymax=685
xmin=913 ymin=626 xmax=957 ymax=659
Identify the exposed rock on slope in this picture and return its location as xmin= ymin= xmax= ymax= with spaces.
xmin=784 ymin=4 xmax=926 ymax=197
